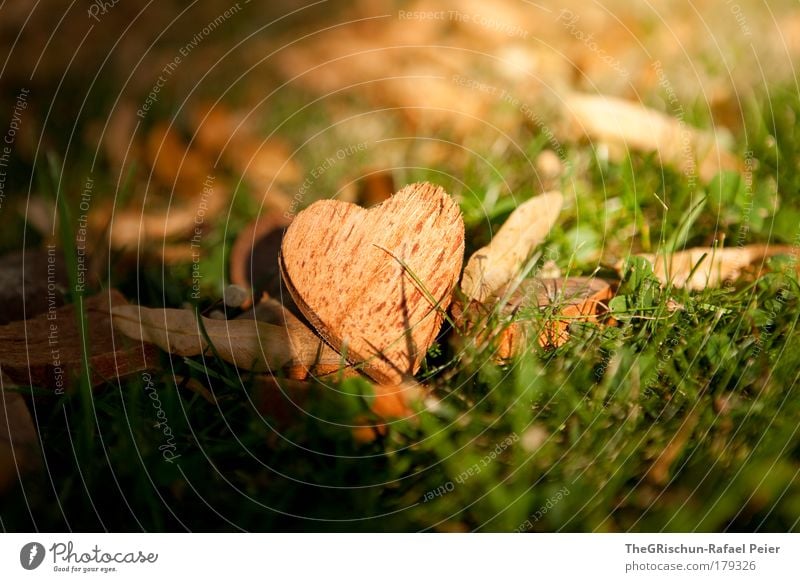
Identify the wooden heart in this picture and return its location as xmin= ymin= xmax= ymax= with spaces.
xmin=279 ymin=182 xmax=464 ymax=384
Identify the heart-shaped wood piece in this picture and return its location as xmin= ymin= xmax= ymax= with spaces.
xmin=279 ymin=182 xmax=464 ymax=384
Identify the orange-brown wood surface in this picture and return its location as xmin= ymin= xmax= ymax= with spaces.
xmin=280 ymin=182 xmax=464 ymax=384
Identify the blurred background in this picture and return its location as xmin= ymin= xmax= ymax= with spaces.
xmin=3 ymin=0 xmax=800 ymax=276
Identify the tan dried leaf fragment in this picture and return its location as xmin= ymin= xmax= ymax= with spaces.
xmin=454 ymin=277 xmax=613 ymax=357
xmin=190 ymin=103 xmax=301 ymax=191
xmin=563 ymin=93 xmax=739 ymax=181
xmin=109 ymin=181 xmax=228 ymax=250
xmin=634 ymin=244 xmax=796 ymax=290
xmin=238 ymin=295 xmax=351 ymax=379
xmin=280 ymin=182 xmax=465 ymax=384
xmin=146 ymin=122 xmax=213 ymax=193
xmin=112 ymin=305 xmax=295 ymax=373
xmin=228 ymin=210 xmax=292 ymax=309
xmin=461 ymin=191 xmax=563 ymax=302
xmin=0 ymin=289 xmax=154 ymax=391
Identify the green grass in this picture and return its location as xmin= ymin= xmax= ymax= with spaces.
xmin=2 ymin=85 xmax=800 ymax=533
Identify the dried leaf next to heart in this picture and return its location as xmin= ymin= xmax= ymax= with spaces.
xmin=454 ymin=277 xmax=614 ymax=357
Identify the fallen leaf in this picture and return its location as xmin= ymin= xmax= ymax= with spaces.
xmin=535 ymin=150 xmax=564 ymax=186
xmin=153 ymin=243 xmax=197 ymax=264
xmin=109 ymin=181 xmax=228 ymax=249
xmin=280 ymin=182 xmax=465 ymax=384
xmin=17 ymin=195 xmax=56 ymax=241
xmin=384 ymin=74 xmax=491 ymax=136
xmin=112 ymin=305 xmax=280 ymax=372
xmin=238 ymin=294 xmax=352 ymax=379
xmin=102 ymin=100 xmax=139 ymax=172
xmin=190 ymin=101 xmax=248 ymax=154
xmin=146 ymin=122 xmax=212 ymax=193
xmin=229 ymin=210 xmax=292 ymax=310
xmin=0 ymin=248 xmax=68 ymax=325
xmin=189 ymin=102 xmax=301 ymax=189
xmin=273 ymin=29 xmax=489 ymax=137
xmin=0 ymin=290 xmax=156 ymax=391
xmin=234 ymin=137 xmax=302 ymax=190
xmin=632 ymin=244 xmax=796 ymax=290
xmin=461 ymin=191 xmax=563 ymax=302
xmin=454 ymin=277 xmax=614 ymax=356
xmin=112 ymin=302 xmax=352 ymax=376
xmin=0 ymin=375 xmax=41 ymax=495
xmin=563 ymin=93 xmax=740 ymax=181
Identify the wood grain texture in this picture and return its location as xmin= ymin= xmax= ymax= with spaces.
xmin=280 ymin=182 xmax=465 ymax=384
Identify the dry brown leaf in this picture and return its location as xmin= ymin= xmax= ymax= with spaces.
xmin=153 ymin=243 xmax=197 ymax=264
xmin=563 ymin=93 xmax=740 ymax=182
xmin=273 ymin=29 xmax=489 ymax=137
xmin=273 ymin=27 xmax=386 ymax=96
xmin=385 ymin=74 xmax=491 ymax=135
xmin=535 ymin=150 xmax=564 ymax=185
xmin=454 ymin=277 xmax=613 ymax=357
xmin=112 ymin=302 xmax=354 ymax=376
xmin=109 ymin=181 xmax=228 ymax=249
xmin=238 ymin=294 xmax=352 ymax=379
xmin=634 ymin=244 xmax=795 ymax=290
xmin=146 ymin=122 xmax=212 ymax=193
xmin=234 ymin=137 xmax=301 ymax=189
xmin=0 ymin=376 xmax=41 ymax=495
xmin=0 ymin=290 xmax=155 ymax=391
xmin=18 ymin=195 xmax=56 ymax=241
xmin=112 ymin=305 xmax=288 ymax=372
xmin=0 ymin=248 xmax=68 ymax=325
xmin=229 ymin=211 xmax=292 ymax=309
xmin=102 ymin=100 xmax=139 ymax=172
xmin=461 ymin=191 xmax=563 ymax=302
xmin=189 ymin=103 xmax=301 ymax=189
xmin=280 ymin=182 xmax=464 ymax=384
xmin=190 ymin=102 xmax=248 ymax=154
